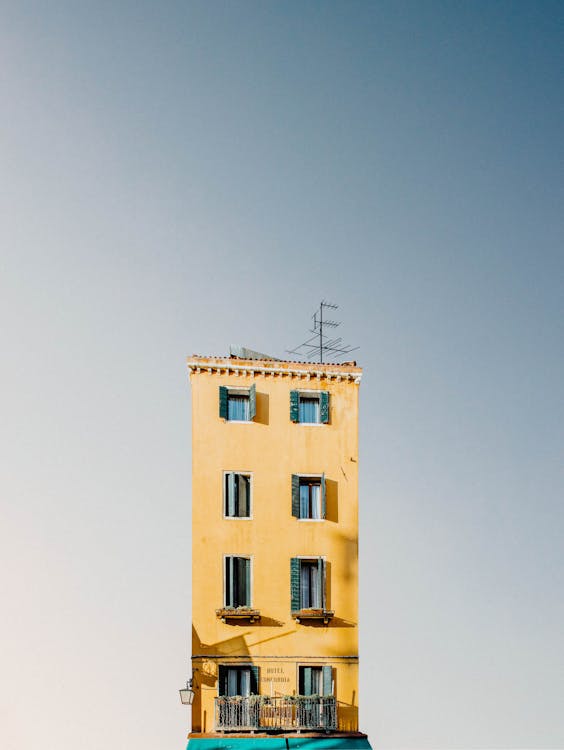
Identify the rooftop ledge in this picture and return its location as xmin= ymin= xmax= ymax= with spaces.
xmin=292 ymin=609 xmax=335 ymax=624
xmin=187 ymin=356 xmax=362 ymax=384
xmin=216 ymin=607 xmax=261 ymax=623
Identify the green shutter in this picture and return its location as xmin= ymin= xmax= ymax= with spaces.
xmin=291 ymin=474 xmax=300 ymax=518
xmin=318 ymin=558 xmax=325 ymax=608
xmin=290 ymin=557 xmax=300 ymax=612
xmin=290 ymin=390 xmax=299 ymax=422
xmin=218 ymin=665 xmax=227 ymax=696
xmin=245 ymin=558 xmax=251 ymax=606
xmin=226 ymin=473 xmax=236 ymax=517
xmin=321 ymin=473 xmax=326 ymax=519
xmin=303 ymin=667 xmax=312 ymax=696
xmin=320 ymin=391 xmax=329 ymax=423
xmin=249 ymin=383 xmax=256 ymax=420
xmin=322 ymin=665 xmax=333 ymax=696
xmin=219 ymin=386 xmax=228 ymax=419
xmin=250 ymin=665 xmax=259 ymax=694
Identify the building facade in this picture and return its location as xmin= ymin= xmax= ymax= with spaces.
xmin=186 ymin=354 xmax=371 ymax=750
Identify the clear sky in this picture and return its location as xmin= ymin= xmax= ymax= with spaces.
xmin=1 ymin=2 xmax=562 ymax=749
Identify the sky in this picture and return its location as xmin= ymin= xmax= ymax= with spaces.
xmin=0 ymin=2 xmax=563 ymax=748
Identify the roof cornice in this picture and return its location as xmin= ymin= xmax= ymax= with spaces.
xmin=186 ymin=356 xmax=362 ymax=384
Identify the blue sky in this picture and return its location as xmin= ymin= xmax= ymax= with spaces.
xmin=1 ymin=3 xmax=562 ymax=748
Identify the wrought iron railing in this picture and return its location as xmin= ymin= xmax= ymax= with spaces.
xmin=215 ymin=695 xmax=337 ymax=732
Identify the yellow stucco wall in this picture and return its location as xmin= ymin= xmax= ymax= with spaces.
xmin=188 ymin=357 xmax=362 ymax=733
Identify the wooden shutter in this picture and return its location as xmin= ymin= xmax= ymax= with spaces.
xmin=318 ymin=558 xmax=325 ymax=608
xmin=225 ymin=557 xmax=232 ymax=607
xmin=226 ymin=473 xmax=236 ymax=517
xmin=219 ymin=386 xmax=228 ymax=419
xmin=218 ymin=665 xmax=228 ymax=696
xmin=290 ymin=390 xmax=299 ymax=422
xmin=249 ymin=665 xmax=260 ymax=694
xmin=244 ymin=558 xmax=251 ymax=606
xmin=321 ymin=473 xmax=326 ymax=519
xmin=302 ymin=667 xmax=312 ymax=696
xmin=249 ymin=384 xmax=256 ymax=420
xmin=291 ymin=474 xmax=300 ymax=518
xmin=290 ymin=558 xmax=300 ymax=612
xmin=320 ymin=391 xmax=329 ymax=423
xmin=322 ymin=665 xmax=333 ymax=696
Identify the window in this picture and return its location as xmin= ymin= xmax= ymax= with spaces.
xmin=219 ymin=384 xmax=256 ymax=422
xmin=218 ymin=665 xmax=259 ymax=696
xmin=225 ymin=556 xmax=251 ymax=608
xmin=224 ymin=473 xmax=251 ymax=518
xmin=292 ymin=474 xmax=326 ymax=520
xmin=290 ymin=557 xmax=325 ymax=611
xmin=290 ymin=390 xmax=329 ymax=424
xmin=298 ymin=666 xmax=333 ymax=696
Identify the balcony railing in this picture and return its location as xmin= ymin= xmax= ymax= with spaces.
xmin=215 ymin=695 xmax=337 ymax=732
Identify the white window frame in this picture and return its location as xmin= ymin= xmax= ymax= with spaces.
xmin=296 ymin=555 xmax=326 ymax=609
xmin=296 ymin=474 xmax=324 ymax=522
xmin=226 ymin=387 xmax=253 ymax=424
xmin=223 ymin=471 xmax=253 ymax=520
xmin=223 ymin=554 xmax=253 ymax=608
xmin=296 ymin=389 xmax=324 ymax=426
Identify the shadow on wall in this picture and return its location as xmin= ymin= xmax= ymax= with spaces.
xmin=325 ymin=479 xmax=339 ymax=523
xmin=255 ymin=392 xmax=269 ymax=425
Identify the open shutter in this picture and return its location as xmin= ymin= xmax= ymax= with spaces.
xmin=249 ymin=665 xmax=260 ymax=695
xmin=319 ymin=558 xmax=325 ymax=608
xmin=290 ymin=390 xmax=299 ymax=422
xmin=218 ymin=665 xmax=228 ymax=696
xmin=303 ymin=667 xmax=312 ymax=696
xmin=291 ymin=474 xmax=300 ymax=518
xmin=290 ymin=558 xmax=300 ymax=612
xmin=321 ymin=473 xmax=326 ymax=519
xmin=249 ymin=384 xmax=256 ymax=420
xmin=320 ymin=391 xmax=330 ymax=423
xmin=245 ymin=558 xmax=251 ymax=607
xmin=219 ymin=386 xmax=228 ymax=419
xmin=226 ymin=473 xmax=236 ymax=517
xmin=322 ymin=665 xmax=333 ymax=696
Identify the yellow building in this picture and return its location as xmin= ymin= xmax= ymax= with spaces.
xmin=185 ymin=352 xmax=371 ymax=750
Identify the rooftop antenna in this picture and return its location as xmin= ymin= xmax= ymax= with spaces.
xmin=287 ymin=301 xmax=359 ymax=364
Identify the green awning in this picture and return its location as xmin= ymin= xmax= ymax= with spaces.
xmin=187 ymin=737 xmax=373 ymax=750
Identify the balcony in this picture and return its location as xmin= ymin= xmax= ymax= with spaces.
xmin=215 ymin=695 xmax=337 ymax=732
xmin=291 ymin=608 xmax=334 ymax=624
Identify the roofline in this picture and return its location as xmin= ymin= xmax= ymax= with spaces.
xmin=186 ymin=355 xmax=362 ymax=384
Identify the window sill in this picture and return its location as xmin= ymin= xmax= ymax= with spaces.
xmin=224 ymin=420 xmax=254 ymax=424
xmin=216 ymin=607 xmax=261 ymax=623
xmin=297 ymin=518 xmax=325 ymax=522
xmin=292 ymin=609 xmax=334 ymax=624
xmin=294 ymin=422 xmax=325 ymax=426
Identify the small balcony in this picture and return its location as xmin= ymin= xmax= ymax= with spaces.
xmin=215 ymin=695 xmax=337 ymax=732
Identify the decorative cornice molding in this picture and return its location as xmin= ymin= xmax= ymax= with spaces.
xmin=186 ymin=359 xmax=362 ymax=384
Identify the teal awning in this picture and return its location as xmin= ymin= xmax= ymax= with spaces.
xmin=187 ymin=737 xmax=372 ymax=750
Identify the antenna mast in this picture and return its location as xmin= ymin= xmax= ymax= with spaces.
xmin=287 ymin=301 xmax=358 ymax=363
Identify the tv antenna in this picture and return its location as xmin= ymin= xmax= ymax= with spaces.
xmin=287 ymin=301 xmax=359 ymax=364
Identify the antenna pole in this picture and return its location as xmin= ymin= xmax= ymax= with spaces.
xmin=319 ymin=303 xmax=323 ymax=363
xmin=287 ymin=301 xmax=358 ymax=363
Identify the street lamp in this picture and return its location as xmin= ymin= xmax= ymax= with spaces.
xmin=179 ymin=679 xmax=195 ymax=706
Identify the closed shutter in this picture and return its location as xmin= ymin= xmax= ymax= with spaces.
xmin=249 ymin=384 xmax=256 ymax=420
xmin=322 ymin=665 xmax=333 ymax=696
xmin=249 ymin=665 xmax=260 ymax=694
xmin=290 ymin=390 xmax=299 ymax=422
xmin=219 ymin=386 xmax=228 ymax=419
xmin=321 ymin=473 xmax=326 ymax=519
xmin=218 ymin=665 xmax=228 ymax=696
xmin=320 ymin=391 xmax=329 ymax=423
xmin=291 ymin=474 xmax=300 ymax=518
xmin=290 ymin=557 xmax=300 ymax=612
